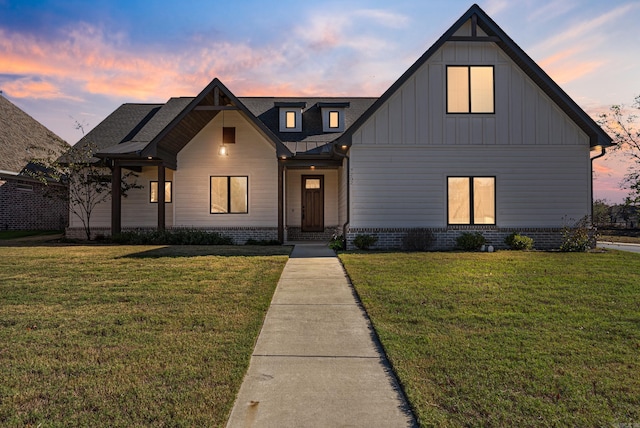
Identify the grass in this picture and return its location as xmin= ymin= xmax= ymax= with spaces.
xmin=0 ymin=244 xmax=290 ymax=427
xmin=0 ymin=230 xmax=62 ymax=240
xmin=340 ymin=250 xmax=640 ymax=427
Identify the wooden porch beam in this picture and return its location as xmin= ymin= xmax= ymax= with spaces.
xmin=278 ymin=160 xmax=284 ymax=243
xmin=157 ymin=164 xmax=165 ymax=231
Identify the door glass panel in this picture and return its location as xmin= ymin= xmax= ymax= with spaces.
xmin=305 ymin=178 xmax=321 ymax=189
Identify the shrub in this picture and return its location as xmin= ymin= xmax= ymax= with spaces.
xmin=560 ymin=217 xmax=594 ymax=252
xmin=353 ymin=234 xmax=378 ymax=250
xmin=456 ymin=232 xmax=486 ymax=251
xmin=329 ymin=233 xmax=345 ymax=251
xmin=402 ymin=228 xmax=434 ymax=251
xmin=245 ymin=239 xmax=282 ymax=246
xmin=111 ymin=229 xmax=233 ymax=245
xmin=505 ymin=233 xmax=534 ymax=250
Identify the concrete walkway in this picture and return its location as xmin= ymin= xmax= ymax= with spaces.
xmin=226 ymin=243 xmax=416 ymax=427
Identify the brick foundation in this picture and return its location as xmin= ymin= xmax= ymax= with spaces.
xmin=285 ymin=226 xmax=340 ymax=242
xmin=0 ymin=177 xmax=68 ymax=231
xmin=346 ymin=226 xmax=568 ymax=251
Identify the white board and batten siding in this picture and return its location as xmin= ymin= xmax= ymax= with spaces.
xmin=174 ymin=110 xmax=278 ymax=227
xmin=68 ymin=167 xmax=174 ymax=229
xmin=350 ymin=25 xmax=592 ymax=229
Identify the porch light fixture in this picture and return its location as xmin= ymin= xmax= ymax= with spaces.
xmin=219 ymin=110 xmax=229 ymax=156
xmin=341 ymin=145 xmax=348 ymax=149
xmin=310 ymin=165 xmax=315 ymax=170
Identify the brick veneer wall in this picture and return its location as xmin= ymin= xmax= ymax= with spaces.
xmin=346 ymin=226 xmax=568 ymax=251
xmin=65 ymin=226 xmax=278 ymax=243
xmin=285 ymin=226 xmax=340 ymax=242
xmin=0 ymin=177 xmax=68 ymax=230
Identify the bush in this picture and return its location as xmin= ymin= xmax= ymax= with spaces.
xmin=353 ymin=234 xmax=378 ymax=250
xmin=111 ymin=229 xmax=233 ymax=245
xmin=329 ymin=233 xmax=345 ymax=251
xmin=560 ymin=217 xmax=594 ymax=252
xmin=402 ymin=228 xmax=434 ymax=251
xmin=456 ymin=232 xmax=486 ymax=251
xmin=245 ymin=239 xmax=282 ymax=246
xmin=505 ymin=233 xmax=534 ymax=250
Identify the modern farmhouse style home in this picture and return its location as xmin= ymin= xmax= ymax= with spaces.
xmin=67 ymin=4 xmax=612 ymax=249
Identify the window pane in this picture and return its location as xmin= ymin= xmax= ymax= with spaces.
xmin=447 ymin=67 xmax=469 ymax=113
xmin=151 ymin=181 xmax=172 ymax=203
xmin=230 ymin=177 xmax=248 ymax=213
xmin=448 ymin=177 xmax=470 ymax=224
xmin=164 ymin=182 xmax=172 ymax=203
xmin=473 ymin=177 xmax=495 ymax=224
xmin=305 ymin=178 xmax=321 ymax=189
xmin=286 ymin=111 xmax=296 ymax=128
xmin=470 ymin=67 xmax=494 ymax=113
xmin=211 ymin=177 xmax=228 ymax=213
xmin=329 ymin=111 xmax=339 ymax=128
xmin=150 ymin=181 xmax=158 ymax=203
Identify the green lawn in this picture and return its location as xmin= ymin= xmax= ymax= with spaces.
xmin=340 ymin=251 xmax=640 ymax=427
xmin=0 ymin=244 xmax=290 ymax=427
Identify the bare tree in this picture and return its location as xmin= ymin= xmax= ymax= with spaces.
xmin=598 ymin=95 xmax=640 ymax=205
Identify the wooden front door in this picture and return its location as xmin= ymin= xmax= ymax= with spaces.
xmin=301 ymin=175 xmax=324 ymax=232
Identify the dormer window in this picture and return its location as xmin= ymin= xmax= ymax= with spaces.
xmin=329 ymin=111 xmax=339 ymax=129
xmin=276 ymin=102 xmax=306 ymax=132
xmin=318 ymin=102 xmax=349 ymax=132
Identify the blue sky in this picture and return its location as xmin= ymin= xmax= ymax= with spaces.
xmin=1 ymin=0 xmax=639 ymax=202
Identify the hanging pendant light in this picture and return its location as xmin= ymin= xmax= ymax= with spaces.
xmin=219 ymin=110 xmax=228 ymax=156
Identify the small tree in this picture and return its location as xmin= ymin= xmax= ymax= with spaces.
xmin=597 ymin=96 xmax=640 ymax=206
xmin=28 ymin=140 xmax=140 ymax=240
xmin=592 ymin=199 xmax=611 ymax=228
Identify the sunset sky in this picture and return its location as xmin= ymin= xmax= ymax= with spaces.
xmin=1 ymin=0 xmax=638 ymax=203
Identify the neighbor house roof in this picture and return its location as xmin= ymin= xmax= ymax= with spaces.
xmin=336 ymin=3 xmax=613 ymax=148
xmin=0 ymin=95 xmax=68 ymax=174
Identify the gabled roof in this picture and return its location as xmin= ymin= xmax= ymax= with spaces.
xmin=337 ymin=3 xmax=612 ymax=148
xmin=0 ymin=95 xmax=68 ymax=173
xmin=94 ymin=79 xmax=295 ymax=168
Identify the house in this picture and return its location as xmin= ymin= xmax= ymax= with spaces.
xmin=0 ymin=94 xmax=69 ymax=231
xmin=67 ymin=4 xmax=612 ymax=249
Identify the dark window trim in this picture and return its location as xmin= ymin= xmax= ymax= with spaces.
xmin=446 ymin=65 xmax=495 ymax=114
xmin=447 ymin=176 xmax=496 ymax=225
xmin=209 ymin=176 xmax=249 ymax=214
xmin=150 ymin=181 xmax=172 ymax=203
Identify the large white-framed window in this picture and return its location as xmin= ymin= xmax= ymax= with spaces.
xmin=210 ymin=176 xmax=248 ymax=214
xmin=150 ymin=181 xmax=172 ymax=203
xmin=447 ymin=66 xmax=494 ymax=114
xmin=447 ymin=176 xmax=495 ymax=225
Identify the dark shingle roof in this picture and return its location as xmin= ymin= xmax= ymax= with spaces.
xmin=74 ymin=103 xmax=162 ymax=154
xmin=0 ymin=95 xmax=68 ymax=173
xmin=239 ymin=97 xmax=377 ymax=153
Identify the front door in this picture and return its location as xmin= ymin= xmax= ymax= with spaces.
xmin=301 ymin=175 xmax=324 ymax=232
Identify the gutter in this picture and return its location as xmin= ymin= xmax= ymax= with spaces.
xmin=590 ymin=145 xmax=606 ymax=223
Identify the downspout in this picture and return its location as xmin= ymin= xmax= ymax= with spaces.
xmin=590 ymin=145 xmax=606 ymax=223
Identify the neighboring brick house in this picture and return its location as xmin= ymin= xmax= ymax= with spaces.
xmin=0 ymin=94 xmax=69 ymax=231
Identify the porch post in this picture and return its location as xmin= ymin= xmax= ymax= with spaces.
xmin=111 ymin=160 xmax=122 ymax=235
xmin=157 ymin=164 xmax=165 ymax=230
xmin=278 ymin=160 xmax=284 ymax=243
